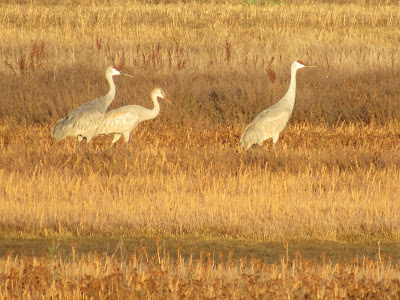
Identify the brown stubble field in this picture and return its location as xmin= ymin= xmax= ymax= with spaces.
xmin=1 ymin=0 xmax=400 ymax=297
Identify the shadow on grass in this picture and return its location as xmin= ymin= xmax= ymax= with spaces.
xmin=0 ymin=235 xmax=398 ymax=264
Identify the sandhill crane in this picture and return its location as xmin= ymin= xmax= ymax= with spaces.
xmin=240 ymin=60 xmax=315 ymax=151
xmin=96 ymin=87 xmax=171 ymax=155
xmin=51 ymin=66 xmax=133 ymax=153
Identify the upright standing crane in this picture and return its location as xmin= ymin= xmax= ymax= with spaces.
xmin=240 ymin=60 xmax=315 ymax=151
xmin=51 ymin=66 xmax=132 ymax=153
xmin=96 ymin=87 xmax=171 ymax=155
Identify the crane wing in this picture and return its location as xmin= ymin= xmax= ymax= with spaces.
xmin=52 ymin=101 xmax=105 ymax=141
xmin=253 ymin=107 xmax=292 ymax=136
xmin=240 ymin=121 xmax=268 ymax=149
xmin=97 ymin=106 xmax=143 ymax=135
xmin=240 ymin=106 xmax=292 ymax=150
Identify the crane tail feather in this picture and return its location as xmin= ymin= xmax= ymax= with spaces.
xmin=51 ymin=117 xmax=70 ymax=141
xmin=240 ymin=122 xmax=267 ymax=151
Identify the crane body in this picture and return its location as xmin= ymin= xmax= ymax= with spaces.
xmin=96 ymin=88 xmax=170 ymax=155
xmin=240 ymin=60 xmax=315 ymax=151
xmin=51 ymin=66 xmax=127 ymax=153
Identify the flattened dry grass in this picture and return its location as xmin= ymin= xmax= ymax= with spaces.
xmin=1 ymin=121 xmax=400 ymax=241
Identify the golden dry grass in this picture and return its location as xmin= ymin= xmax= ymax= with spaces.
xmin=1 ymin=121 xmax=400 ymax=241
xmin=1 ymin=1 xmax=400 ymax=125
xmin=1 ymin=1 xmax=400 ymax=296
xmin=0 ymin=0 xmax=400 ymax=242
xmin=1 ymin=0 xmax=400 ymax=233
xmin=0 ymin=241 xmax=399 ymax=299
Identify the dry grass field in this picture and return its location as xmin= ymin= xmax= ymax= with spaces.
xmin=1 ymin=121 xmax=400 ymax=242
xmin=0 ymin=242 xmax=399 ymax=299
xmin=1 ymin=0 xmax=400 ymax=297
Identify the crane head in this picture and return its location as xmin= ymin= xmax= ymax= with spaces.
xmin=153 ymin=88 xmax=172 ymax=105
xmin=108 ymin=66 xmax=135 ymax=78
xmin=108 ymin=66 xmax=121 ymax=76
xmin=120 ymin=68 xmax=135 ymax=78
xmin=295 ymin=60 xmax=316 ymax=68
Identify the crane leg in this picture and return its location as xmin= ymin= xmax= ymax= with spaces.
xmin=85 ymin=137 xmax=92 ymax=156
xmin=125 ymin=142 xmax=131 ymax=158
xmin=77 ymin=136 xmax=84 ymax=153
xmin=85 ymin=141 xmax=90 ymax=154
xmin=272 ymin=134 xmax=279 ymax=150
xmin=106 ymin=134 xmax=122 ymax=153
xmin=122 ymin=132 xmax=131 ymax=158
xmin=105 ymin=143 xmax=113 ymax=153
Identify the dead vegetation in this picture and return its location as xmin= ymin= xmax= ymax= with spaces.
xmin=0 ymin=241 xmax=399 ymax=299
xmin=0 ymin=0 xmax=399 ymax=239
xmin=0 ymin=121 xmax=399 ymax=241
xmin=1 ymin=1 xmax=400 ymax=125
xmin=0 ymin=0 xmax=400 ymax=241
xmin=1 ymin=1 xmax=400 ymax=297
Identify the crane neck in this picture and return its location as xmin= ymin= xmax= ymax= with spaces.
xmin=103 ymin=72 xmax=117 ymax=108
xmin=150 ymin=94 xmax=161 ymax=117
xmin=283 ymin=64 xmax=299 ymax=109
xmin=139 ymin=93 xmax=162 ymax=121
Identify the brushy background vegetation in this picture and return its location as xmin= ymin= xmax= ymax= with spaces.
xmin=1 ymin=0 xmax=400 ymax=126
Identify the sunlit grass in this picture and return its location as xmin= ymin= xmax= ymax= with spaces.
xmin=0 ymin=240 xmax=399 ymax=299
xmin=1 ymin=122 xmax=399 ymax=241
xmin=1 ymin=1 xmax=400 ymax=296
xmin=1 ymin=0 xmax=400 ymax=242
xmin=1 ymin=1 xmax=400 ymax=124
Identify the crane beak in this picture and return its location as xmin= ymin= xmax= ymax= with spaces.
xmin=305 ymin=64 xmax=317 ymax=68
xmin=158 ymin=96 xmax=172 ymax=105
xmin=121 ymin=72 xmax=134 ymax=78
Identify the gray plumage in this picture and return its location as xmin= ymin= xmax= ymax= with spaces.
xmin=51 ymin=66 xmax=121 ymax=152
xmin=240 ymin=60 xmax=315 ymax=151
xmin=96 ymin=87 xmax=170 ymax=155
